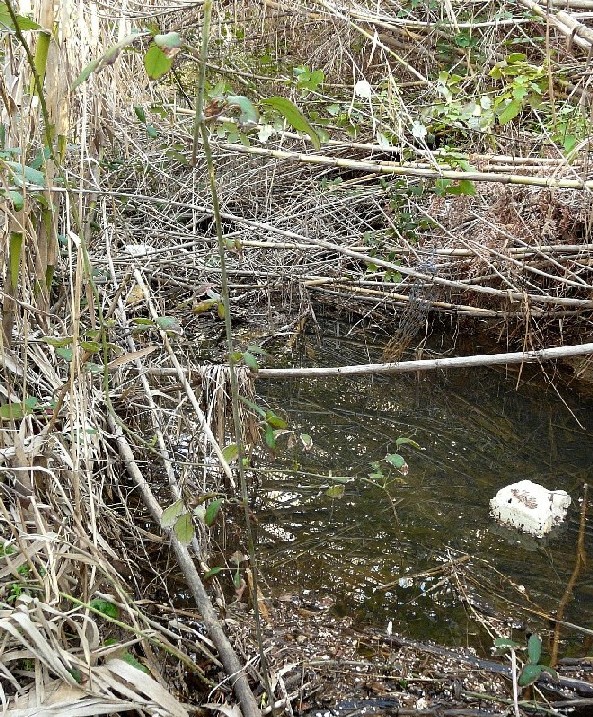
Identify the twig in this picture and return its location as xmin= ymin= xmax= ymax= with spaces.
xmin=550 ymin=483 xmax=588 ymax=667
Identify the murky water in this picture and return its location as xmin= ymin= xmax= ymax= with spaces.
xmin=256 ymin=324 xmax=593 ymax=650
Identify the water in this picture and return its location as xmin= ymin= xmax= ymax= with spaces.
xmin=256 ymin=325 xmax=593 ymax=650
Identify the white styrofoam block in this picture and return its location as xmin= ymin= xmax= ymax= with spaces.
xmin=489 ymin=479 xmax=571 ymax=538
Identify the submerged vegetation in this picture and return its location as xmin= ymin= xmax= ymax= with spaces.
xmin=1 ymin=0 xmax=593 ymax=714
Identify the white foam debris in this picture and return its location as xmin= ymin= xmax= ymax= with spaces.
xmin=490 ymin=479 xmax=571 ymax=538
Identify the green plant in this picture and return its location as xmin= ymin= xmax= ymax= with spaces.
xmin=494 ymin=634 xmax=558 ymax=716
xmin=358 ymin=438 xmax=423 ymax=519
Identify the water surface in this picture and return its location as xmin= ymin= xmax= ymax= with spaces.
xmin=256 ymin=325 xmax=593 ymax=650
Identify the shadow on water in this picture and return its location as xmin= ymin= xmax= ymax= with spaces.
xmin=256 ymin=324 xmax=593 ymax=650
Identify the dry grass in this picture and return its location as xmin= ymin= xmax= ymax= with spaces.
xmin=1 ymin=0 xmax=593 ymax=713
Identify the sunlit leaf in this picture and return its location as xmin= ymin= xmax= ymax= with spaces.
xmin=90 ymin=598 xmax=119 ymax=619
xmin=300 ymin=433 xmax=313 ymax=451
xmin=266 ymin=412 xmax=287 ymax=429
xmin=174 ymin=513 xmax=195 ymax=545
xmin=242 ymin=352 xmax=259 ymax=370
xmin=144 ymin=44 xmax=172 ymax=80
xmin=42 ymin=335 xmax=73 ymax=348
xmin=0 ymin=5 xmax=40 ymax=31
xmin=261 ymin=96 xmax=320 ymax=150
xmin=227 ymin=95 xmax=259 ymax=125
xmin=222 ymin=443 xmax=239 ymax=463
xmin=204 ymin=498 xmax=223 ymax=527
xmin=0 ymin=400 xmax=36 ymax=421
xmin=326 ymin=484 xmax=345 ymax=499
xmin=80 ymin=341 xmax=101 ymax=354
xmin=154 ymin=31 xmax=181 ymax=49
xmin=395 ymin=437 xmax=423 ymax=450
xmin=385 ymin=453 xmax=406 ymax=469
xmin=498 ymin=99 xmax=522 ymax=125
xmin=160 ymin=498 xmax=185 ymax=529
xmin=9 ymin=231 xmax=22 ymax=289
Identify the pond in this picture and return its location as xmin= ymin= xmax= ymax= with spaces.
xmin=256 ymin=323 xmax=593 ymax=653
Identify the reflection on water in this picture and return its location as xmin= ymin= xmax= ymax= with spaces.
xmin=256 ymin=325 xmax=593 ymax=649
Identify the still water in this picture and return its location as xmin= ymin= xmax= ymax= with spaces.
xmin=256 ymin=325 xmax=593 ymax=650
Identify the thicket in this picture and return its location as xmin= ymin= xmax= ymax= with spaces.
xmin=0 ymin=0 xmax=592 ymax=714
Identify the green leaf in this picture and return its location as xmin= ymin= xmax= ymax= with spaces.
xmin=5 ymin=160 xmax=45 ymax=187
xmin=246 ymin=344 xmax=266 ymax=356
xmin=204 ymin=498 xmax=223 ymax=527
xmin=72 ymin=33 xmax=149 ymax=89
xmin=540 ymin=665 xmax=558 ymax=681
xmin=233 ymin=569 xmax=242 ymax=589
xmin=264 ymin=424 xmax=276 ymax=449
xmin=80 ymin=341 xmax=101 ymax=354
xmin=155 ymin=315 xmax=182 ymax=333
xmin=204 ymin=566 xmax=223 ymax=579
xmin=160 ymin=499 xmax=185 ymax=529
xmin=326 ymin=484 xmax=345 ymax=499
xmin=239 ymin=396 xmax=267 ymax=418
xmin=518 ymin=663 xmax=543 ymax=687
xmin=266 ymin=412 xmax=287 ymax=429
xmin=300 ymin=433 xmax=313 ymax=451
xmin=385 ymin=453 xmax=406 ymax=469
xmin=24 ymin=397 xmax=38 ymax=411
xmin=90 ymin=598 xmax=119 ymax=619
xmin=174 ymin=513 xmax=195 ymax=545
xmin=493 ymin=637 xmax=521 ymax=649
xmin=55 ymin=347 xmax=73 ymax=361
xmin=68 ymin=667 xmax=83 ymax=684
xmin=0 ymin=5 xmax=40 ymax=30
xmin=154 ymin=31 xmax=181 ymax=49
xmin=72 ymin=57 xmax=101 ymax=88
xmin=121 ymin=651 xmax=150 ymax=673
xmin=261 ymin=96 xmax=320 ymax=150
xmin=395 ymin=437 xmax=422 ymax=450
xmin=242 ymin=351 xmax=259 ymax=370
xmin=0 ymin=402 xmax=30 ymax=420
xmin=222 ymin=443 xmax=239 ymax=463
xmin=6 ymin=190 xmax=23 ymax=210
xmin=527 ymin=634 xmax=542 ymax=664
xmin=9 ymin=231 xmax=22 ymax=289
xmin=144 ymin=44 xmax=172 ymax=80
xmin=227 ymin=95 xmax=259 ymax=125
xmin=447 ymin=180 xmax=476 ymax=196
xmin=498 ymin=99 xmax=522 ymax=125
xmin=42 ymin=336 xmax=73 ymax=349
xmin=134 ymin=105 xmax=147 ymax=123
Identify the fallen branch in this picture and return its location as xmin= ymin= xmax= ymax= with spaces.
xmin=215 ymin=142 xmax=593 ymax=190
xmin=255 ymin=343 xmax=593 ymax=378
xmin=107 ymin=414 xmax=262 ymax=717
